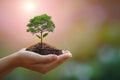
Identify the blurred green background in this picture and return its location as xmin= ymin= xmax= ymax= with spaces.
xmin=0 ymin=0 xmax=120 ymax=80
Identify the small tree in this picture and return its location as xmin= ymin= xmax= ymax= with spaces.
xmin=26 ymin=14 xmax=55 ymax=48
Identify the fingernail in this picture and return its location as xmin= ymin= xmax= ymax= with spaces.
xmin=63 ymin=53 xmax=72 ymax=58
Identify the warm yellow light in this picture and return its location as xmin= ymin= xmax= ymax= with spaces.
xmin=24 ymin=2 xmax=35 ymax=11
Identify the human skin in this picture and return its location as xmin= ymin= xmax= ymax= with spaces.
xmin=0 ymin=48 xmax=72 ymax=78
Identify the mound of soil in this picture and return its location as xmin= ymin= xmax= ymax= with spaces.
xmin=26 ymin=43 xmax=62 ymax=55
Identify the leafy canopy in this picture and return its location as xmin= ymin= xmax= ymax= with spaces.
xmin=26 ymin=14 xmax=55 ymax=34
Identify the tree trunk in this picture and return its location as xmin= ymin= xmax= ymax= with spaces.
xmin=41 ymin=31 xmax=43 ymax=48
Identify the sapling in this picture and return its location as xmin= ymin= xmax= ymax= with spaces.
xmin=26 ymin=14 xmax=62 ymax=55
xmin=26 ymin=14 xmax=55 ymax=48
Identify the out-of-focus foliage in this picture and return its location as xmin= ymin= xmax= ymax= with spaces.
xmin=0 ymin=0 xmax=120 ymax=80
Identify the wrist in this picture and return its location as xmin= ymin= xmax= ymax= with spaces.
xmin=8 ymin=53 xmax=20 ymax=68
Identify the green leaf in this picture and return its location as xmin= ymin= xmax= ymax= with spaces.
xmin=26 ymin=14 xmax=55 ymax=34
xmin=36 ymin=34 xmax=41 ymax=39
xmin=43 ymin=33 xmax=48 ymax=38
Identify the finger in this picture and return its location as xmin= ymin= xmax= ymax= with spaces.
xmin=51 ymin=52 xmax=72 ymax=65
xmin=29 ymin=50 xmax=71 ymax=63
xmin=62 ymin=50 xmax=72 ymax=57
xmin=41 ymin=52 xmax=72 ymax=73
xmin=24 ymin=53 xmax=58 ymax=64
xmin=37 ymin=54 xmax=58 ymax=64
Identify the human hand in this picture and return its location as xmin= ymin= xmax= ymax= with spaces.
xmin=14 ymin=48 xmax=72 ymax=74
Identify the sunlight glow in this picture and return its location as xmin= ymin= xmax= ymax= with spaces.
xmin=24 ymin=1 xmax=35 ymax=12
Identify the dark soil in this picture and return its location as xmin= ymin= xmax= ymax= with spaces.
xmin=26 ymin=43 xmax=62 ymax=55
